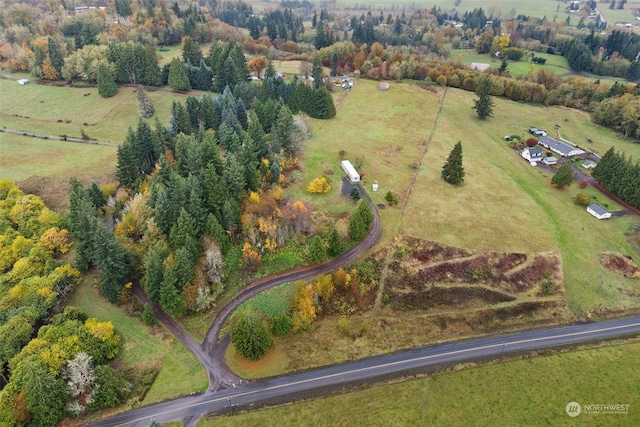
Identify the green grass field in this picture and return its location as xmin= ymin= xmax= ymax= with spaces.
xmin=0 ymin=133 xmax=116 ymax=183
xmin=451 ymin=49 xmax=572 ymax=78
xmin=598 ymin=2 xmax=640 ymax=26
xmin=204 ymin=340 xmax=640 ymax=426
xmin=404 ymin=87 xmax=640 ymax=312
xmin=336 ymin=0 xmax=565 ymax=18
xmin=0 ymin=78 xmax=203 ymax=142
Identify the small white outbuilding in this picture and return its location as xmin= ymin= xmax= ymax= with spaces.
xmin=18 ymin=79 xmax=29 ymax=85
xmin=341 ymin=160 xmax=360 ymax=183
xmin=587 ymin=203 xmax=611 ymax=220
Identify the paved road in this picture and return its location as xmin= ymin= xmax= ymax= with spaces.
xmin=90 ymin=316 xmax=640 ymax=426
xmin=201 ymin=188 xmax=382 ymax=388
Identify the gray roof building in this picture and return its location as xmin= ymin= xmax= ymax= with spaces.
xmin=539 ymin=136 xmax=585 ymax=157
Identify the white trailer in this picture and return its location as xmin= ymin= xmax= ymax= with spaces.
xmin=341 ymin=160 xmax=360 ymax=183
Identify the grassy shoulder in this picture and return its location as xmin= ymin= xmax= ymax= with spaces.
xmin=205 ymin=339 xmax=640 ymax=426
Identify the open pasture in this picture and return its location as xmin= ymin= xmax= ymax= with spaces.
xmin=0 ymin=78 xmax=201 ymax=142
xmin=206 ymin=340 xmax=640 ymax=426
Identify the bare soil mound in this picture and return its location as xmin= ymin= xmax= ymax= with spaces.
xmin=599 ymin=253 xmax=640 ymax=278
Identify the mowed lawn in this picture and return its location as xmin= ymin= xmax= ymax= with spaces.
xmin=0 ymin=133 xmax=116 ymax=183
xmin=0 ymin=78 xmax=198 ymax=142
xmin=204 ymin=340 xmax=640 ymax=426
xmin=405 ymin=87 xmax=640 ymax=312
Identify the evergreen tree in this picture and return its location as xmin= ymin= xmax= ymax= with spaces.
xmin=308 ymin=235 xmax=327 ymax=263
xmin=330 ymin=51 xmax=339 ymax=76
xmin=236 ymin=98 xmax=248 ymax=130
xmin=144 ymin=245 xmax=166 ymax=303
xmin=473 ymin=76 xmax=494 ymax=119
xmin=271 ymin=105 xmax=295 ymax=154
xmin=89 ymin=216 xmax=129 ymax=303
xmin=68 ymin=179 xmax=97 ymax=270
xmin=97 ymin=63 xmax=118 ymax=98
xmin=326 ymin=225 xmax=343 ymax=257
xmin=205 ymin=213 xmax=230 ymax=255
xmin=137 ymin=85 xmax=155 ymax=118
xmin=115 ymin=0 xmax=132 ymax=16
xmin=310 ymin=87 xmax=336 ymax=119
xmin=181 ymin=36 xmax=203 ymax=65
xmin=231 ymin=313 xmax=274 ymax=360
xmin=88 ymin=182 xmax=106 ymax=208
xmin=169 ymin=208 xmax=198 ymax=250
xmin=168 ymin=58 xmax=191 ymax=92
xmin=47 ymin=37 xmax=64 ymax=77
xmin=136 ymin=118 xmax=157 ymax=174
xmin=441 ymin=141 xmax=465 ymax=185
xmin=116 ymin=133 xmax=139 ymax=188
xmin=551 ymin=163 xmax=573 ymax=188
xmin=349 ymin=199 xmax=373 ymax=241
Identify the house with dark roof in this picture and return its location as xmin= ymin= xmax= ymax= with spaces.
xmin=582 ymin=160 xmax=597 ymax=169
xmin=522 ymin=147 xmax=543 ymax=163
xmin=539 ymin=136 xmax=585 ymax=157
xmin=587 ymin=203 xmax=611 ymax=220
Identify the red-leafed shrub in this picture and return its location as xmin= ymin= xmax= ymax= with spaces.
xmin=526 ymin=137 xmax=538 ymax=147
xmin=579 ymin=179 xmax=588 ymax=188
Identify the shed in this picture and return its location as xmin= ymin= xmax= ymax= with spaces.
xmin=522 ymin=147 xmax=543 ymax=162
xmin=587 ymin=203 xmax=611 ymax=220
xmin=18 ymin=79 xmax=29 ymax=85
xmin=582 ymin=160 xmax=597 ymax=169
xmin=543 ymin=156 xmax=558 ymax=165
xmin=378 ymin=82 xmax=389 ymax=91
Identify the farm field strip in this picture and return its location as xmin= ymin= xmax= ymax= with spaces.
xmin=205 ymin=339 xmax=640 ymax=426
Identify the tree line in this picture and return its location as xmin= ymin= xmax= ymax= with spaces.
xmin=592 ymin=147 xmax=640 ymax=208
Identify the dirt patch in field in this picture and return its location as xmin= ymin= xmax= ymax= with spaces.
xmin=599 ymin=253 xmax=640 ymax=278
xmin=382 ymin=236 xmax=562 ymax=297
xmin=18 ymin=173 xmax=116 ymax=213
xmin=391 ymin=285 xmax=515 ymax=311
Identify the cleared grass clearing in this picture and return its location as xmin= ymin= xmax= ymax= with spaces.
xmin=0 ymin=133 xmax=116 ymax=183
xmin=299 ymin=80 xmax=442 ymax=243
xmin=451 ymin=49 xmax=571 ymax=78
xmin=205 ymin=340 xmax=640 ymax=426
xmin=0 ymin=79 xmax=204 ymax=142
xmin=405 ymin=88 xmax=640 ymax=312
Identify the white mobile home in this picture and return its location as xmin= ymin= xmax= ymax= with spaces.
xmin=341 ymin=160 xmax=360 ymax=183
